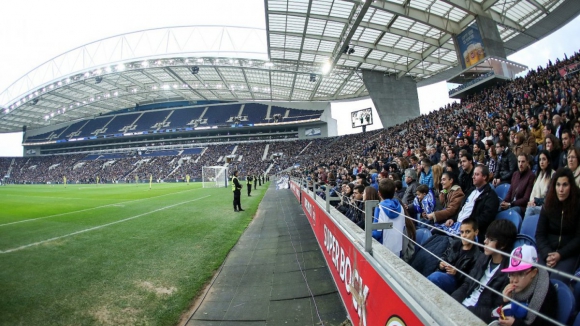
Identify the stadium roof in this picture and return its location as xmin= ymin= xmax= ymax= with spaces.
xmin=1 ymin=0 xmax=579 ymax=133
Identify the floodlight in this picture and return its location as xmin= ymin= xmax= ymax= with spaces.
xmin=116 ymin=64 xmax=125 ymax=71
xmin=31 ymin=98 xmax=39 ymax=105
xmin=190 ymin=66 xmax=199 ymax=75
xmin=310 ymin=74 xmax=316 ymax=82
xmin=348 ymin=47 xmax=355 ymax=55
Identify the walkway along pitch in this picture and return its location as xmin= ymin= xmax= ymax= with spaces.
xmin=185 ymin=183 xmax=348 ymax=326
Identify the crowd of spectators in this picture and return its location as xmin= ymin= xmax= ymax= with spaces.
xmin=298 ymin=51 xmax=580 ymax=325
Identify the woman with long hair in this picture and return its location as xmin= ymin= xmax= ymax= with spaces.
xmin=438 ymin=151 xmax=448 ymax=168
xmin=535 ymin=168 xmax=580 ymax=283
xmin=525 ymin=150 xmax=554 ymax=219
xmin=431 ymin=164 xmax=443 ymax=197
xmin=543 ymin=134 xmax=560 ymax=171
xmin=566 ymin=147 xmax=580 ymax=187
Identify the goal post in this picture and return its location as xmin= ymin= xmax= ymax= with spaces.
xmin=202 ymin=166 xmax=228 ymax=188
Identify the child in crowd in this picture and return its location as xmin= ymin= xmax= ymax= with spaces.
xmin=413 ymin=184 xmax=435 ymax=226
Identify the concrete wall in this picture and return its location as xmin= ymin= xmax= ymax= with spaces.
xmin=361 ymin=70 xmax=420 ymax=128
xmin=477 ymin=16 xmax=507 ymax=59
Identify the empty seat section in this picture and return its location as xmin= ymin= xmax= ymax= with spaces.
xmin=242 ymin=103 xmax=268 ymax=123
xmin=99 ymin=153 xmax=127 ymax=160
xmin=182 ymin=148 xmax=204 ymax=155
xmin=77 ymin=117 xmax=114 ymax=137
xmin=285 ymin=109 xmax=323 ymax=122
xmin=27 ymin=126 xmax=69 ymax=141
xmin=203 ymin=104 xmax=241 ymax=126
xmin=82 ymin=154 xmax=102 ymax=160
xmin=64 ymin=120 xmax=92 ymax=138
xmin=104 ymin=113 xmax=141 ymax=134
xmin=166 ymin=107 xmax=205 ymax=128
xmin=142 ymin=150 xmax=180 ymax=157
xmin=135 ymin=111 xmax=171 ymax=131
xmin=268 ymin=106 xmax=286 ymax=121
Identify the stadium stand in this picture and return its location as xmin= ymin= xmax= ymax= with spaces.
xmin=242 ymin=103 xmax=268 ymax=124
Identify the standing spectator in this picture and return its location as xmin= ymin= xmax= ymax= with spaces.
xmin=372 ymin=179 xmax=406 ymax=257
xmin=536 ymin=168 xmax=580 ymax=283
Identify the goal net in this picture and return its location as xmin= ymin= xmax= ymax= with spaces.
xmin=202 ymin=166 xmax=228 ymax=188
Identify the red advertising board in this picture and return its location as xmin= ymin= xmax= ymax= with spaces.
xmin=293 ymin=181 xmax=422 ymax=326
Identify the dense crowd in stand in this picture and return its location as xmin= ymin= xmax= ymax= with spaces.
xmin=300 ymin=51 xmax=580 ymax=325
xmin=2 ymin=51 xmax=580 ymax=324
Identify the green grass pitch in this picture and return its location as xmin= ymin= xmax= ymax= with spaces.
xmin=0 ymin=182 xmax=268 ymax=326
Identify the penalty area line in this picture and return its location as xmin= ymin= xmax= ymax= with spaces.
xmin=0 ymin=195 xmax=211 ymax=254
xmin=0 ymin=187 xmax=201 ymax=228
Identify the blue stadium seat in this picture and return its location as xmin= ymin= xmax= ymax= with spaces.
xmin=573 ymin=312 xmax=580 ymax=326
xmin=496 ymin=209 xmax=522 ymax=232
xmin=513 ymin=234 xmax=536 ymax=248
xmin=552 ymin=278 xmax=576 ymax=324
xmin=520 ymin=214 xmax=539 ymax=240
xmin=574 ymin=276 xmax=580 ymax=313
xmin=415 ymin=228 xmax=432 ymax=247
xmin=494 ymin=183 xmax=510 ymax=201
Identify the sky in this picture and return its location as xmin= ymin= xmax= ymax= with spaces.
xmin=0 ymin=1 xmax=579 ymax=155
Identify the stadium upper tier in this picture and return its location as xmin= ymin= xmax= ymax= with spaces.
xmin=24 ymin=103 xmax=323 ymax=143
xmin=1 ymin=0 xmax=579 ymax=133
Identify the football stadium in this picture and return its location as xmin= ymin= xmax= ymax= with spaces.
xmin=1 ymin=0 xmax=580 ymax=325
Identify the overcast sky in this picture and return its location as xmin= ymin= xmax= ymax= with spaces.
xmin=0 ymin=1 xmax=579 ymax=155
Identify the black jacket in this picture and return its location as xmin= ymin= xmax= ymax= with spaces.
xmin=458 ymin=167 xmax=474 ymax=194
xmin=440 ymin=238 xmax=482 ymax=285
xmin=451 ymin=254 xmax=510 ymax=324
xmin=536 ymin=197 xmax=580 ymax=262
xmin=497 ymin=149 xmax=517 ymax=183
xmin=466 ymin=183 xmax=500 ymax=245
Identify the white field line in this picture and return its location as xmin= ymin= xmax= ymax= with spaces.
xmin=0 ymin=195 xmax=211 ymax=254
xmin=0 ymin=187 xmax=200 ymax=227
xmin=2 ymin=194 xmax=112 ymax=201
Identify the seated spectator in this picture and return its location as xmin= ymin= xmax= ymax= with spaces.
xmin=543 ymin=134 xmax=560 ymax=171
xmin=356 ymin=173 xmax=369 ymax=187
xmin=428 ymin=146 xmax=440 ymax=165
xmin=520 ymin=124 xmax=538 ymax=156
xmin=446 ymin=159 xmax=461 ymax=177
xmin=525 ymin=150 xmax=555 ymax=219
xmin=372 ymin=179 xmax=406 ymax=257
xmin=336 ymin=183 xmax=354 ymax=215
xmin=494 ymin=140 xmax=518 ymax=186
xmin=402 ymin=168 xmax=419 ymax=209
xmin=535 ymin=168 xmax=580 ymax=283
xmin=473 ymin=142 xmax=485 ymax=165
xmin=438 ymin=151 xmax=448 ymax=168
xmin=451 ymin=219 xmax=517 ymax=324
xmin=493 ymin=245 xmax=557 ymax=326
xmin=558 ymin=130 xmax=573 ymax=169
xmin=370 ymin=172 xmax=379 ymax=190
xmin=566 ymin=147 xmax=580 ymax=187
xmin=439 ymin=165 xmax=499 ymax=244
xmin=487 ymin=141 xmax=498 ymax=180
xmin=427 ymin=217 xmax=481 ymax=294
xmin=459 ymin=152 xmax=475 ymax=194
xmin=346 ymin=184 xmax=365 ymax=229
xmin=419 ymin=158 xmax=434 ymax=190
xmin=530 ymin=115 xmax=544 ymax=145
xmin=426 ymin=171 xmax=465 ymax=228
xmin=499 ymin=154 xmax=535 ymax=215
xmin=413 ymin=184 xmax=435 ymax=225
xmin=394 ymin=180 xmax=406 ymax=201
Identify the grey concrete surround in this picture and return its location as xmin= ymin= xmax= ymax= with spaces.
xmin=361 ymin=70 xmax=420 ymax=128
